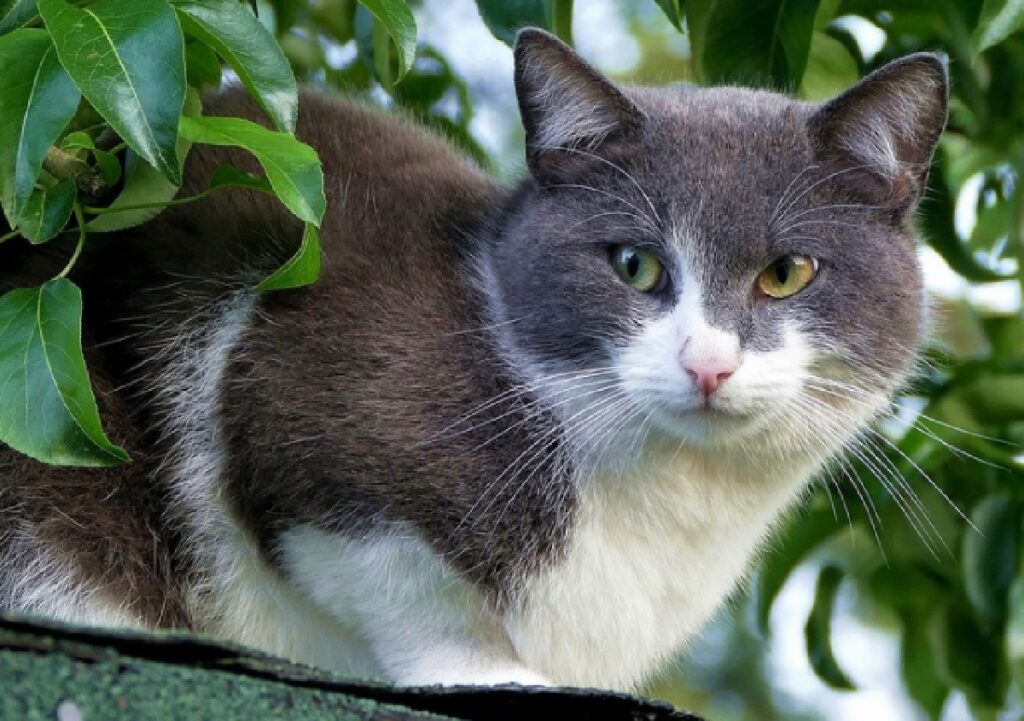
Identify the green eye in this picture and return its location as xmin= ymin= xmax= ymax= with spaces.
xmin=612 ymin=245 xmax=664 ymax=293
xmin=757 ymin=255 xmax=818 ymax=298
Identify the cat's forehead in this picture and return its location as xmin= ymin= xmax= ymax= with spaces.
xmin=633 ymin=85 xmax=810 ymax=150
xmin=619 ymin=90 xmax=811 ymax=254
xmin=632 ymin=86 xmax=815 ymax=191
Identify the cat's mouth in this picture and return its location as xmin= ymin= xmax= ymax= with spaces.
xmin=657 ymin=393 xmax=753 ymax=418
xmin=647 ymin=402 xmax=763 ymax=444
xmin=670 ymin=405 xmax=752 ymax=422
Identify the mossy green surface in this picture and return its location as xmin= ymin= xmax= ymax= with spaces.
xmin=0 ymin=615 xmax=701 ymax=721
xmin=1 ymin=641 xmax=447 ymax=720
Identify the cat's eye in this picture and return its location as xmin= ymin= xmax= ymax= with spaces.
xmin=611 ymin=245 xmax=665 ymax=293
xmin=756 ymin=255 xmax=818 ymax=299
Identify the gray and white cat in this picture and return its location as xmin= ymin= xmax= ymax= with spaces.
xmin=0 ymin=29 xmax=947 ymax=690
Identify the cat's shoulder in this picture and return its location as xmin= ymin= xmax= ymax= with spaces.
xmin=201 ymin=85 xmax=492 ymax=193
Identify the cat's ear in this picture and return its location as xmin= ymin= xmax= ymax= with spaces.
xmin=808 ymin=53 xmax=948 ymax=212
xmin=514 ymin=28 xmax=643 ymax=184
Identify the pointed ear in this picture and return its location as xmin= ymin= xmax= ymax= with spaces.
xmin=808 ymin=53 xmax=948 ymax=212
xmin=514 ymin=29 xmax=643 ymax=184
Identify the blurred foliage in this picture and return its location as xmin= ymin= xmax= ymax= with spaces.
xmin=2 ymin=0 xmax=1024 ymax=718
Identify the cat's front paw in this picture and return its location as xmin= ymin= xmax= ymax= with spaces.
xmin=454 ymin=668 xmax=551 ymax=687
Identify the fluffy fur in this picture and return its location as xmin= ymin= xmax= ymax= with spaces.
xmin=0 ymin=30 xmax=947 ymax=690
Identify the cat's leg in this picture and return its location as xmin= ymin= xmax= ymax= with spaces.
xmin=277 ymin=524 xmax=549 ymax=686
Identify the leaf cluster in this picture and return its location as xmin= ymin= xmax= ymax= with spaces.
xmin=0 ymin=0 xmax=349 ymax=464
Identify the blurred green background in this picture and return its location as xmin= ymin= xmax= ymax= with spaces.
xmin=269 ymin=1 xmax=1024 ymax=719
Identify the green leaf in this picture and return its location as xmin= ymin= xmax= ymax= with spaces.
xmin=393 ymin=47 xmax=471 ymax=117
xmin=86 ymin=89 xmax=200 ymax=233
xmin=0 ymin=278 xmax=129 ymax=466
xmin=475 ymin=0 xmax=556 ymax=45
xmin=88 ymin=163 xmax=273 ymax=230
xmin=395 ymin=68 xmax=454 ymax=113
xmin=39 ymin=0 xmax=186 ymax=184
xmin=892 ymin=389 xmax=1015 ymax=477
xmin=270 ymin=0 xmax=304 ymax=35
xmin=874 ymin=466 xmax=964 ymax=567
xmin=963 ymin=494 xmax=1020 ymax=631
xmin=813 ymin=0 xmax=841 ymax=29
xmin=941 ymin=136 xmax=1002 ymax=190
xmin=208 ymin=164 xmax=274 ymax=195
xmin=326 ymin=53 xmax=374 ymax=93
xmin=799 ymin=31 xmax=858 ymax=100
xmin=357 ymin=0 xmax=416 ymax=78
xmin=869 ymin=563 xmax=946 ymax=615
xmin=0 ymin=0 xmax=38 ymax=34
xmin=684 ymin=0 xmax=713 ymax=83
xmin=279 ymin=29 xmax=327 ymax=72
xmin=901 ymin=611 xmax=950 ymax=719
xmin=93 ymin=149 xmax=121 ymax=185
xmin=184 ymin=39 xmax=223 ymax=90
xmin=549 ymin=0 xmax=572 ymax=43
xmin=17 ymin=178 xmax=74 ymax=243
xmin=173 ymin=0 xmax=297 ymax=132
xmin=805 ymin=564 xmax=855 ymax=690
xmin=931 ymin=601 xmax=1003 ymax=705
xmin=371 ymin=12 xmax=396 ymax=88
xmin=85 ymin=150 xmax=177 ymax=232
xmin=1007 ymin=572 xmax=1024 ymax=691
xmin=311 ymin=0 xmax=356 ymax=42
xmin=655 ymin=0 xmax=684 ymax=32
xmin=0 ymin=29 xmax=79 ymax=228
xmin=60 ymin=131 xmax=94 ymax=151
xmin=756 ymin=507 xmax=844 ymax=633
xmin=178 ymin=115 xmax=325 ymax=225
xmin=972 ymin=0 xmax=1024 ymax=53
xmin=969 ymin=200 xmax=1010 ymax=255
xmin=256 ymin=222 xmax=321 ymax=291
xmin=701 ymin=0 xmax=821 ymax=88
xmin=920 ymin=152 xmax=1014 ymax=283
xmin=961 ymin=374 xmax=1024 ymax=423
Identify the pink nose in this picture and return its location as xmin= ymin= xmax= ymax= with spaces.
xmin=683 ymin=361 xmax=736 ymax=397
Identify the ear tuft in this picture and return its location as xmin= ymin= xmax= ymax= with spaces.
xmin=514 ymin=29 xmax=643 ymax=181
xmin=808 ymin=53 xmax=948 ymax=209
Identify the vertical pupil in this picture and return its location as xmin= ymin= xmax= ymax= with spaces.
xmin=626 ymin=252 xmax=640 ymax=277
xmin=775 ymin=259 xmax=790 ymax=285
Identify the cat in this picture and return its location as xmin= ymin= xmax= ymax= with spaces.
xmin=0 ymin=28 xmax=947 ymax=690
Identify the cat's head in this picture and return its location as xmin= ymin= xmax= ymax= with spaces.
xmin=482 ymin=30 xmax=947 ymax=463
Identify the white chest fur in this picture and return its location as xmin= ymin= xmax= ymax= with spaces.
xmin=506 ymin=443 xmax=813 ymax=689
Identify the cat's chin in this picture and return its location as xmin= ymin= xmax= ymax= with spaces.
xmin=645 ymin=405 xmax=767 ymax=447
